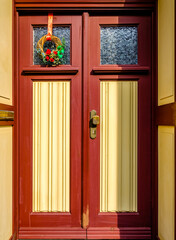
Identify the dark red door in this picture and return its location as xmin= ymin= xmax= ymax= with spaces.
xmin=83 ymin=15 xmax=152 ymax=239
xmin=18 ymin=13 xmax=152 ymax=239
xmin=19 ymin=15 xmax=85 ymax=239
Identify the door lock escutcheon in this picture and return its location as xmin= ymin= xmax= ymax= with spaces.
xmin=90 ymin=110 xmax=100 ymax=139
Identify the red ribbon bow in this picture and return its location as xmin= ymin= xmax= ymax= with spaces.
xmin=46 ymin=13 xmax=53 ymax=41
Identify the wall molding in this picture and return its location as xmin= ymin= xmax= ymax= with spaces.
xmin=155 ymin=102 xmax=176 ymax=126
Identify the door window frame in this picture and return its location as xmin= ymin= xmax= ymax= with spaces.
xmin=13 ymin=1 xmax=157 ymax=239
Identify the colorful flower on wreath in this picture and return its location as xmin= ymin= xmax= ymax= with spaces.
xmin=50 ymin=58 xmax=54 ymax=62
xmin=46 ymin=49 xmax=51 ymax=55
xmin=53 ymin=51 xmax=58 ymax=55
xmin=45 ymin=56 xmax=50 ymax=61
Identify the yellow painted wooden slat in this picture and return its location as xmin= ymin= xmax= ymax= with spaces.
xmin=158 ymin=126 xmax=175 ymax=240
xmin=0 ymin=127 xmax=12 ymax=240
xmin=52 ymin=83 xmax=59 ymax=211
xmin=33 ymin=81 xmax=70 ymax=212
xmin=58 ymin=83 xmax=63 ymax=211
xmin=40 ymin=82 xmax=49 ymax=211
xmin=158 ymin=0 xmax=175 ymax=106
xmin=65 ymin=83 xmax=70 ymax=211
xmin=100 ymin=81 xmax=138 ymax=212
xmin=0 ymin=0 xmax=12 ymax=105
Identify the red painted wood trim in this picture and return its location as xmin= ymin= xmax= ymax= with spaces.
xmin=12 ymin=6 xmax=19 ymax=240
xmin=19 ymin=227 xmax=86 ymax=239
xmin=175 ymin=126 xmax=176 ymax=240
xmin=155 ymin=103 xmax=176 ymax=126
xmin=14 ymin=0 xmax=156 ymax=9
xmin=87 ymin=227 xmax=151 ymax=239
xmin=92 ymin=66 xmax=150 ymax=74
xmin=0 ymin=121 xmax=14 ymax=126
xmin=175 ymin=3 xmax=176 ymax=240
xmin=8 ymin=233 xmax=17 ymax=240
xmin=82 ymin=12 xmax=90 ymax=229
xmin=0 ymin=104 xmax=14 ymax=111
xmin=15 ymin=0 xmax=156 ymax=3
xmin=16 ymin=6 xmax=156 ymax=12
xmin=152 ymin=7 xmax=158 ymax=240
xmin=22 ymin=66 xmax=79 ymax=75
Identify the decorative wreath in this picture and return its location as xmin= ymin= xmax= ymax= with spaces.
xmin=36 ymin=34 xmax=65 ymax=66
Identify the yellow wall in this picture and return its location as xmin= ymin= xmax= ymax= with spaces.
xmin=158 ymin=126 xmax=175 ymax=240
xmin=0 ymin=1 xmax=13 ymax=240
xmin=0 ymin=127 xmax=12 ymax=240
xmin=158 ymin=0 xmax=175 ymax=239
xmin=158 ymin=0 xmax=175 ymax=106
xmin=0 ymin=0 xmax=12 ymax=105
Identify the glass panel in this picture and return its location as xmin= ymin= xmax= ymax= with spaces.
xmin=33 ymin=81 xmax=70 ymax=212
xmin=100 ymin=81 xmax=137 ymax=212
xmin=100 ymin=26 xmax=138 ymax=65
xmin=33 ymin=26 xmax=70 ymax=65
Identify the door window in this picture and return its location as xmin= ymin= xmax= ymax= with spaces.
xmin=100 ymin=26 xmax=138 ymax=65
xmin=33 ymin=26 xmax=70 ymax=65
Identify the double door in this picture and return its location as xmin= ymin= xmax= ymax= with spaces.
xmin=19 ymin=13 xmax=152 ymax=239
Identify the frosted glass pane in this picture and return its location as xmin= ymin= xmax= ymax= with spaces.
xmin=33 ymin=26 xmax=70 ymax=65
xmin=101 ymin=26 xmax=138 ymax=65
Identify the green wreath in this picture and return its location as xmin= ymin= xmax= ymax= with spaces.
xmin=36 ymin=35 xmax=65 ymax=66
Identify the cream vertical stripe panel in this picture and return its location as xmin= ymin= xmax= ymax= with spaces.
xmin=33 ymin=81 xmax=70 ymax=212
xmin=158 ymin=126 xmax=175 ymax=240
xmin=0 ymin=127 xmax=12 ymax=240
xmin=0 ymin=0 xmax=12 ymax=105
xmin=158 ymin=0 xmax=175 ymax=106
xmin=100 ymin=81 xmax=137 ymax=212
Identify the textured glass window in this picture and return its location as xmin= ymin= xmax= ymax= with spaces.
xmin=33 ymin=26 xmax=70 ymax=65
xmin=101 ymin=26 xmax=138 ymax=65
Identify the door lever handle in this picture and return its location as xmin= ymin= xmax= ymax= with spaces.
xmin=90 ymin=110 xmax=100 ymax=139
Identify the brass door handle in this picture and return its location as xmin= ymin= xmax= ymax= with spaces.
xmin=90 ymin=110 xmax=100 ymax=139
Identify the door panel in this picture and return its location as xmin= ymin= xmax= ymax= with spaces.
xmin=87 ymin=16 xmax=152 ymax=238
xmin=33 ymin=81 xmax=70 ymax=212
xmin=100 ymin=81 xmax=138 ymax=213
xmin=19 ymin=15 xmax=85 ymax=238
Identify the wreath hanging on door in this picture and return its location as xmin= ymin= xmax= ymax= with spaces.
xmin=36 ymin=13 xmax=65 ymax=66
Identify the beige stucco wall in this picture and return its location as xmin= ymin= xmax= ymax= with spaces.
xmin=0 ymin=127 xmax=12 ymax=240
xmin=0 ymin=0 xmax=12 ymax=105
xmin=158 ymin=0 xmax=175 ymax=105
xmin=158 ymin=0 xmax=175 ymax=239
xmin=158 ymin=0 xmax=175 ymax=106
xmin=158 ymin=126 xmax=175 ymax=240
xmin=0 ymin=0 xmax=13 ymax=240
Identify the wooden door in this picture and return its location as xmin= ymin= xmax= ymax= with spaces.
xmin=19 ymin=15 xmax=85 ymax=239
xmin=18 ymin=13 xmax=152 ymax=239
xmin=83 ymin=15 xmax=152 ymax=239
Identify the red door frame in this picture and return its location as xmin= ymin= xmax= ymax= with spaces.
xmin=12 ymin=1 xmax=159 ymax=240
